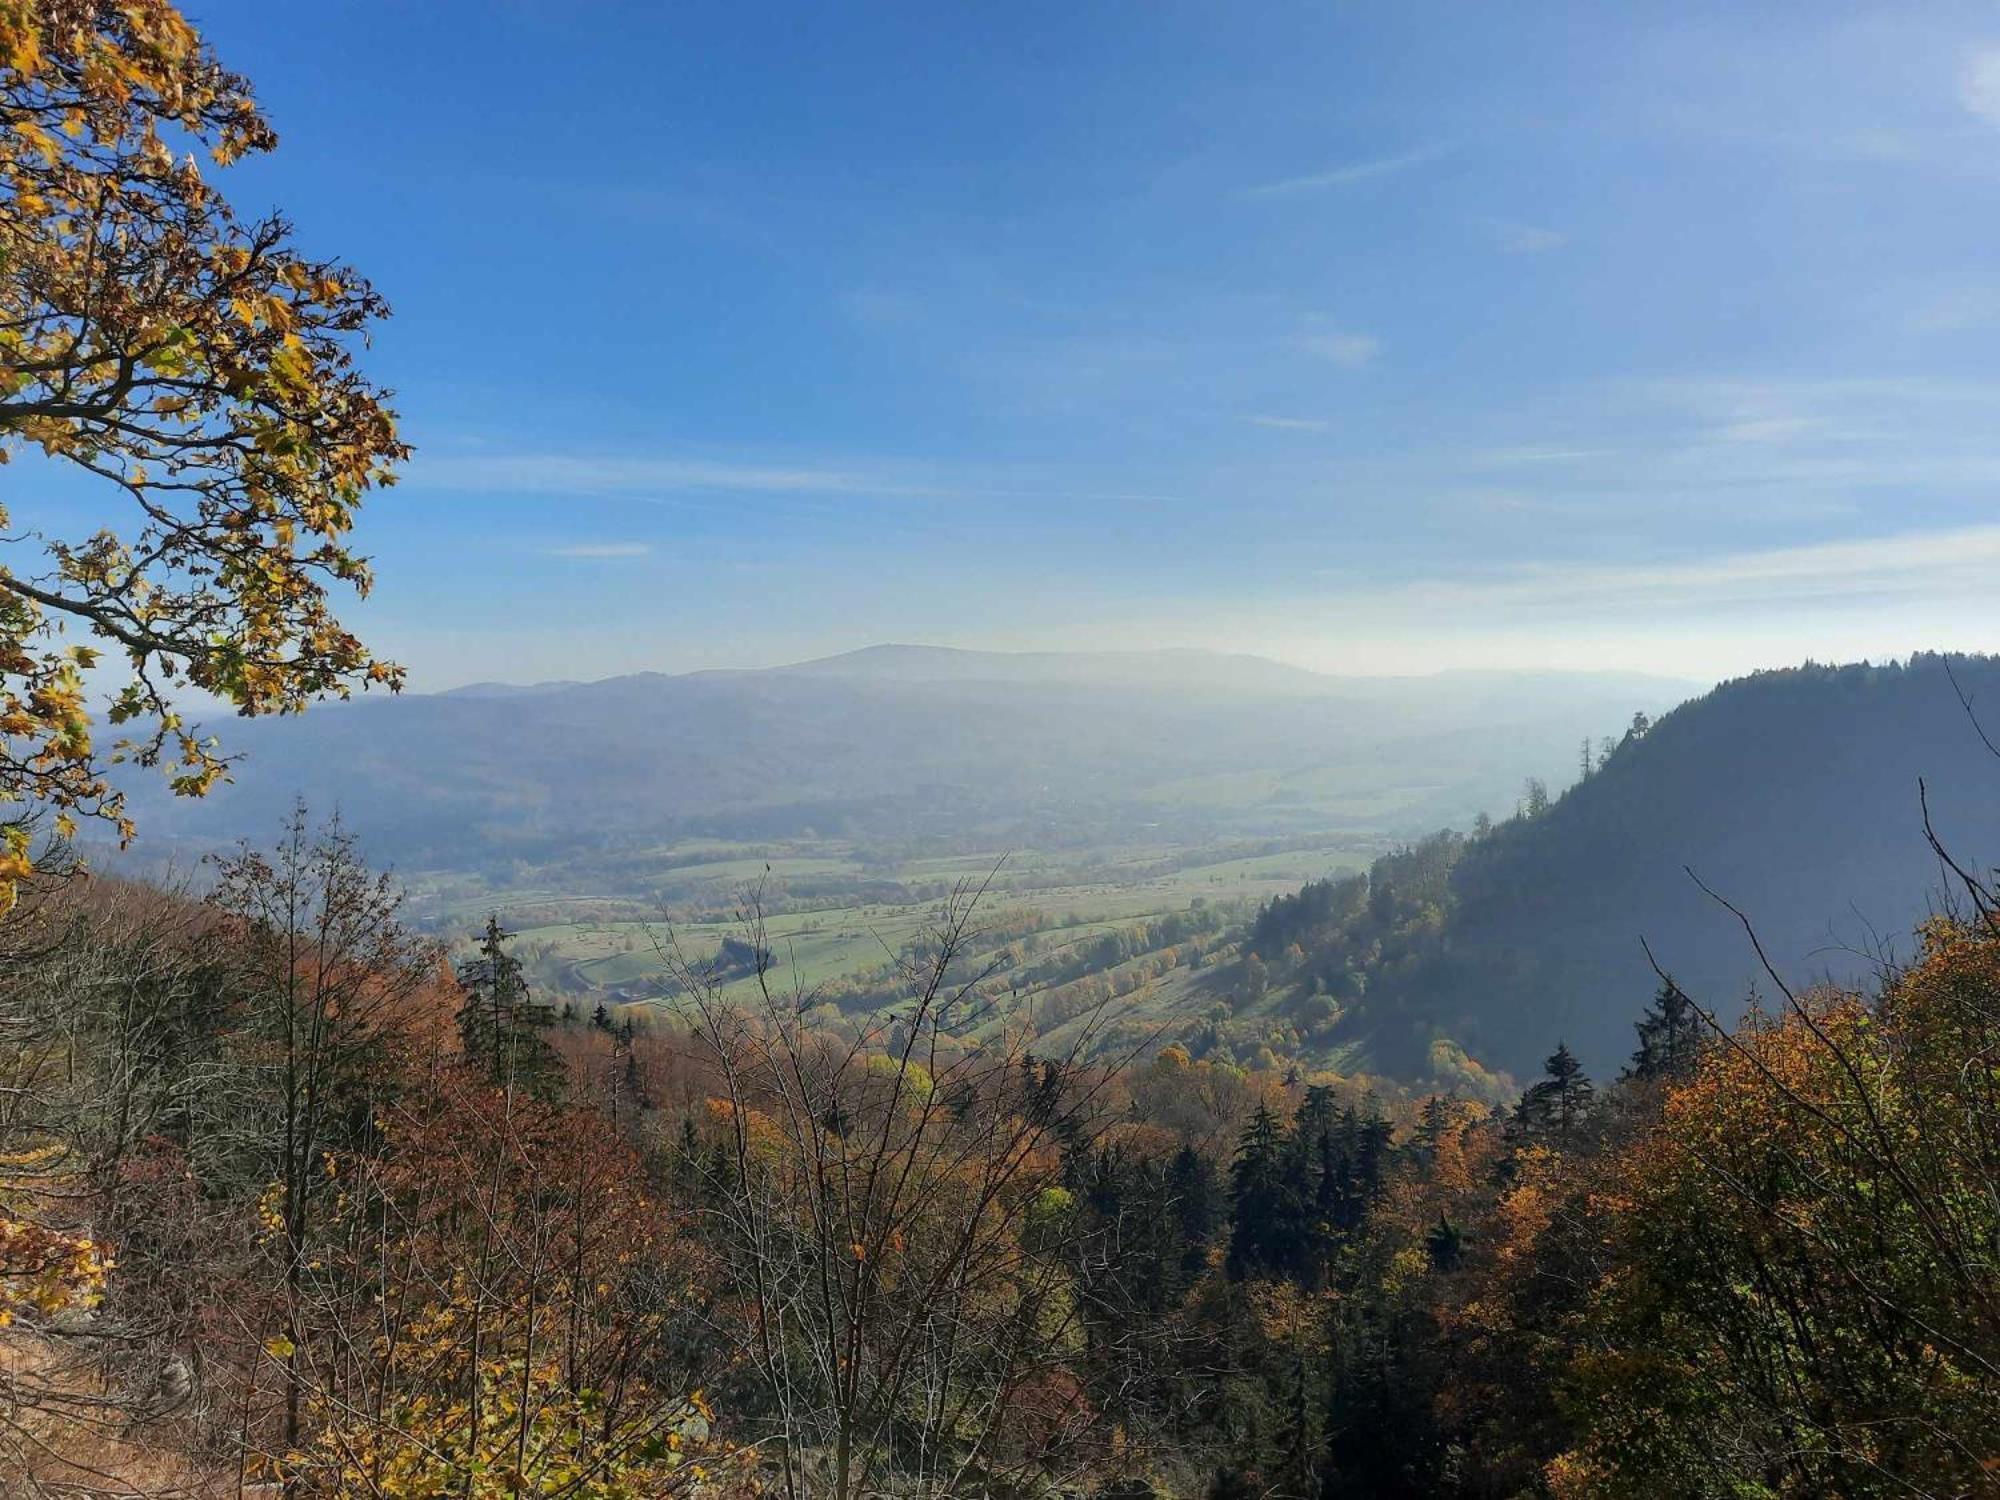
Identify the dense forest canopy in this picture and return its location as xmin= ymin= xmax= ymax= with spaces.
xmin=2 ymin=807 xmax=1994 ymax=1498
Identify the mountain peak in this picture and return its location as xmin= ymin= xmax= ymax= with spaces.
xmin=770 ymin=642 xmax=1340 ymax=693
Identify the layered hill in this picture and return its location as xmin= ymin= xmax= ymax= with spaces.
xmin=115 ymin=645 xmax=1690 ymax=876
xmin=1248 ymin=654 xmax=2000 ymax=1077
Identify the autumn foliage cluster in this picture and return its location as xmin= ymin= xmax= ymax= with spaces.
xmin=0 ymin=819 xmax=725 ymax=1496
xmin=0 ymin=808 xmax=1992 ymax=1498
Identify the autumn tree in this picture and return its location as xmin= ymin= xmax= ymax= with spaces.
xmin=665 ymin=882 xmax=1129 ymax=1500
xmin=1553 ymin=922 xmax=2000 ymax=1498
xmin=0 ymin=819 xmax=725 ymax=1492
xmin=0 ymin=0 xmax=405 ymax=904
xmin=205 ymin=805 xmax=435 ymax=1457
xmin=292 ymin=1062 xmax=722 ymax=1499
xmin=0 ymin=864 xmax=207 ymax=1476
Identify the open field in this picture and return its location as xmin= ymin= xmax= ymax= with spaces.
xmin=470 ymin=834 xmax=1377 ymax=1013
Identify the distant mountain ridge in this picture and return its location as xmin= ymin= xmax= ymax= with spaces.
xmin=440 ymin=679 xmax=586 ymax=699
xmin=115 ymin=643 xmax=1695 ymax=878
xmin=758 ymin=644 xmax=1370 ymax=695
xmin=434 ymin=644 xmax=1693 ymax=699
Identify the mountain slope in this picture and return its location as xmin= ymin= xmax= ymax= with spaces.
xmin=1260 ymin=654 xmax=2000 ymax=1076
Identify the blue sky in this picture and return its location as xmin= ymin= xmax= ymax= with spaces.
xmin=150 ymin=2 xmax=2000 ymax=684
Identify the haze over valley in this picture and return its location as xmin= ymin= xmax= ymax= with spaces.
xmin=121 ymin=642 xmax=1693 ymax=873
xmin=103 ymin=648 xmax=2000 ymax=1090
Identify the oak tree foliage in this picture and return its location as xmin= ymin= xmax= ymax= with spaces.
xmin=0 ymin=0 xmax=405 ymax=904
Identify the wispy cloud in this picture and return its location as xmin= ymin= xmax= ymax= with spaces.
xmin=1646 ymin=374 xmax=2000 ymax=410
xmin=545 ymin=542 xmax=653 ymax=559
xmin=413 ymin=449 xmax=1191 ymax=512
xmin=1291 ymin=525 xmax=2000 ymax=624
xmin=1961 ymin=47 xmax=2000 ymax=126
xmin=1246 ymin=414 xmax=1330 ymax=432
xmin=1640 ymin=375 xmax=2000 ymax=458
xmin=416 ymin=454 xmax=888 ymax=496
xmin=1295 ymin=330 xmax=1381 ymax=368
xmin=1486 ymin=218 xmax=1566 ymax=254
xmin=1471 ymin=445 xmax=1603 ymax=466
xmin=1711 ymin=416 xmax=1823 ymax=445
xmin=1243 ymin=143 xmax=1454 ymax=198
xmin=1464 ymin=524 xmax=2000 ymax=612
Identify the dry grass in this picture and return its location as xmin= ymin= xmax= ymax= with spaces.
xmin=0 ymin=1331 xmax=237 ymax=1498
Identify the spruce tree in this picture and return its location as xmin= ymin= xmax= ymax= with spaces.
xmin=455 ymin=914 xmax=565 ymax=1100
xmin=621 ymin=1045 xmax=650 ymax=1111
xmin=1513 ymin=1042 xmax=1594 ymax=1142
xmin=1411 ymin=1095 xmax=1453 ymax=1167
xmin=1626 ymin=979 xmax=1704 ymax=1081
xmin=1354 ymin=1098 xmax=1392 ymax=1197
xmin=1424 ymin=1212 xmax=1464 ymax=1271
xmin=1227 ymin=1103 xmax=1289 ymax=1280
xmin=1168 ymin=1144 xmax=1218 ymax=1283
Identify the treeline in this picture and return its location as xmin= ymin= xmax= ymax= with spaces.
xmin=1242 ymin=829 xmax=1481 ymax=1077
xmin=1014 ymin=904 xmax=1232 ymax=993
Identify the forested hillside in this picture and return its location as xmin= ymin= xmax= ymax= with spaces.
xmin=1244 ymin=655 xmax=2000 ymax=1074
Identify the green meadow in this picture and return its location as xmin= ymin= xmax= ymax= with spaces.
xmin=454 ymin=834 xmax=1378 ymax=1011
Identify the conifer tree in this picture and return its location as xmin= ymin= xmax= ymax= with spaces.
xmin=1227 ymin=1102 xmax=1289 ymax=1280
xmin=1512 ymin=1042 xmax=1594 ymax=1142
xmin=620 ymin=1043 xmax=650 ymax=1112
xmin=1317 ymin=1108 xmax=1365 ymax=1245
xmin=1410 ymin=1094 xmax=1454 ymax=1166
xmin=1424 ymin=1212 xmax=1464 ymax=1272
xmin=1521 ymin=777 xmax=1551 ymax=819
xmin=1293 ymin=1084 xmax=1339 ymax=1148
xmin=1354 ymin=1098 xmax=1393 ymax=1196
xmin=1625 ymin=978 xmax=1705 ymax=1081
xmin=1168 ymin=1143 xmax=1219 ymax=1283
xmin=455 ymin=915 xmax=564 ymax=1099
xmin=1289 ymin=1089 xmax=1342 ymax=1284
